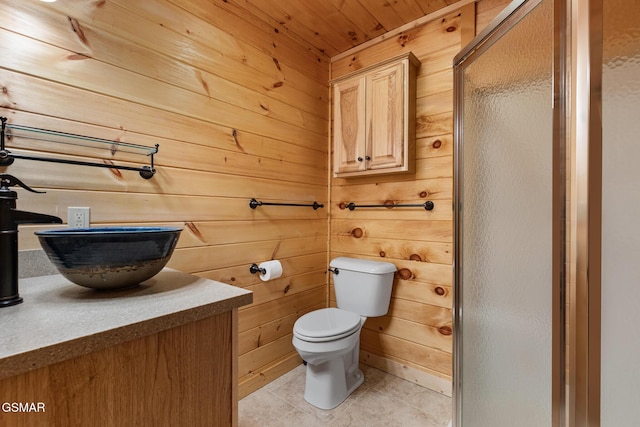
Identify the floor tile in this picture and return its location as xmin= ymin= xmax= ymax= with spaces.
xmin=239 ymin=363 xmax=451 ymax=427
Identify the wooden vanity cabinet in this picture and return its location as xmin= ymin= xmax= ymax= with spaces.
xmin=332 ymin=52 xmax=420 ymax=178
xmin=0 ymin=270 xmax=252 ymax=427
xmin=0 ymin=311 xmax=239 ymax=427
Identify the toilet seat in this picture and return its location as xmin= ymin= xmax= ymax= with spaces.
xmin=294 ymin=308 xmax=361 ymax=342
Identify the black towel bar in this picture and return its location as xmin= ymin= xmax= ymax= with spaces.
xmin=345 ymin=201 xmax=434 ymax=211
xmin=249 ymin=198 xmax=324 ymax=210
xmin=0 ymin=117 xmax=158 ymax=179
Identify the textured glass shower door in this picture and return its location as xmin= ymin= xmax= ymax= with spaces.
xmin=601 ymin=0 xmax=640 ymax=423
xmin=453 ymin=0 xmax=556 ymax=425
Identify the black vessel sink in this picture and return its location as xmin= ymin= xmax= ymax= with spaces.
xmin=35 ymin=226 xmax=182 ymax=290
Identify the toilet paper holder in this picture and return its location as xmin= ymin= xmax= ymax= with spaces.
xmin=249 ymin=263 xmax=267 ymax=275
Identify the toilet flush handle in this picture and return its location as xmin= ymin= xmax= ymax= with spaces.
xmin=328 ymin=267 xmax=339 ymax=275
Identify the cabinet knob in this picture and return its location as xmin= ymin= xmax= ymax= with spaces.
xmin=357 ymin=157 xmax=363 ymax=162
xmin=365 ymin=156 xmax=371 ymax=161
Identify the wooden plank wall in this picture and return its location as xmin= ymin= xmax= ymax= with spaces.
xmin=0 ymin=0 xmax=329 ymax=399
xmin=329 ymin=0 xmax=511 ymax=395
xmin=476 ymin=0 xmax=515 ymax=33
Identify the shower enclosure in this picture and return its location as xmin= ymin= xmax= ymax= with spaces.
xmin=453 ymin=0 xmax=640 ymax=425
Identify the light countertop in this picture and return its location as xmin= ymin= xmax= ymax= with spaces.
xmin=0 ymin=268 xmax=252 ymax=380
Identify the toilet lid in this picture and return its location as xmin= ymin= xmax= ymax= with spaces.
xmin=294 ymin=308 xmax=361 ymax=341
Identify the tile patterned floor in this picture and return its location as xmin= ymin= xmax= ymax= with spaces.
xmin=239 ymin=363 xmax=451 ymax=427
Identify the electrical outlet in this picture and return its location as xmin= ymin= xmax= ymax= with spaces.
xmin=68 ymin=207 xmax=90 ymax=228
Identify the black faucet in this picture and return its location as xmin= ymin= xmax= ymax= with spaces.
xmin=0 ymin=174 xmax=62 ymax=307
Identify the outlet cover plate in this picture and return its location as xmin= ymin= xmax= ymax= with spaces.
xmin=68 ymin=207 xmax=90 ymax=228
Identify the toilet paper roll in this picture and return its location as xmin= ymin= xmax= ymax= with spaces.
xmin=258 ymin=260 xmax=283 ymax=282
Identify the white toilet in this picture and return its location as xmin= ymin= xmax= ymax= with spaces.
xmin=292 ymin=256 xmax=397 ymax=410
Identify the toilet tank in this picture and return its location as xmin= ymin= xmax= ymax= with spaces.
xmin=330 ymin=257 xmax=397 ymax=317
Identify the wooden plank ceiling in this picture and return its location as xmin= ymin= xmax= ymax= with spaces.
xmin=229 ymin=0 xmax=466 ymax=57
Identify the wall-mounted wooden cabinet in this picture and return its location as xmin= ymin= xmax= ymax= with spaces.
xmin=332 ymin=52 xmax=420 ymax=178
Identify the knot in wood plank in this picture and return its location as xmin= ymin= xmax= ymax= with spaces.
xmin=397 ymin=268 xmax=412 ymax=280
xmin=351 ymin=227 xmax=363 ymax=238
xmin=438 ymin=325 xmax=453 ymax=336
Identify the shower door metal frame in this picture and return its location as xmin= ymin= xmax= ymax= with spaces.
xmin=452 ymin=0 xmax=569 ymax=425
xmin=571 ymin=0 xmax=602 ymax=424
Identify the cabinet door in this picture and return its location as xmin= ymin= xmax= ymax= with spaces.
xmin=333 ymin=76 xmax=366 ymax=175
xmin=365 ymin=61 xmax=405 ymax=171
